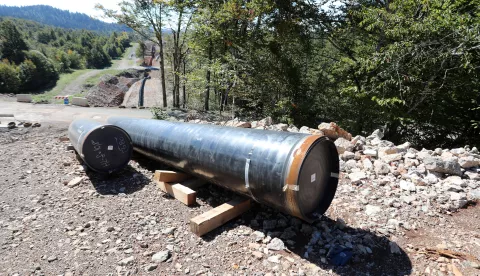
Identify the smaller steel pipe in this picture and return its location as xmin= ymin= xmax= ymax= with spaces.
xmin=138 ymin=76 xmax=150 ymax=107
xmin=68 ymin=119 xmax=133 ymax=173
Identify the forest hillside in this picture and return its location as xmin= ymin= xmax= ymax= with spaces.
xmin=0 ymin=5 xmax=127 ymax=33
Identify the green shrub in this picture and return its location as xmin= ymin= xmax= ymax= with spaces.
xmin=86 ymin=44 xmax=111 ymax=68
xmin=67 ymin=50 xmax=84 ymax=69
xmin=54 ymin=50 xmax=72 ymax=73
xmin=23 ymin=50 xmax=59 ymax=90
xmin=0 ymin=20 xmax=28 ymax=64
xmin=18 ymin=59 xmax=36 ymax=90
xmin=0 ymin=60 xmax=20 ymax=93
xmin=151 ymin=107 xmax=168 ymax=120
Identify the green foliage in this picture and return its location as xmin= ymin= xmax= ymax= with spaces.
xmin=136 ymin=41 xmax=146 ymax=59
xmin=0 ymin=17 xmax=131 ymax=92
xmin=66 ymin=50 xmax=83 ymax=69
xmin=0 ymin=60 xmax=20 ymax=93
xmin=23 ymin=50 xmax=59 ymax=90
xmin=107 ymin=0 xmax=480 ymax=147
xmin=186 ymin=0 xmax=321 ymax=119
xmin=18 ymin=59 xmax=36 ymax=90
xmin=54 ymin=50 xmax=71 ymax=72
xmin=0 ymin=17 xmax=131 ymax=71
xmin=37 ymin=29 xmax=56 ymax=44
xmin=86 ymin=43 xmax=111 ymax=68
xmin=338 ymin=0 xmax=480 ymax=147
xmin=104 ymin=32 xmax=131 ymax=59
xmin=0 ymin=20 xmax=28 ymax=63
xmin=151 ymin=107 xmax=168 ymax=120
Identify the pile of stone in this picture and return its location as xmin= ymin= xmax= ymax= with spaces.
xmin=187 ymin=116 xmax=352 ymax=140
xmin=336 ymin=129 xmax=479 ymax=212
xmin=86 ymin=74 xmax=140 ymax=107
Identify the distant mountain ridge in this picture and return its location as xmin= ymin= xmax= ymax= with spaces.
xmin=0 ymin=5 xmax=128 ymax=33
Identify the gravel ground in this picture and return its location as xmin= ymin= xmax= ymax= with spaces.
xmin=0 ymin=124 xmax=479 ymax=276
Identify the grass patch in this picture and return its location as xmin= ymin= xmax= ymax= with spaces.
xmin=71 ymin=92 xmax=85 ymax=98
xmin=32 ymin=69 xmax=92 ymax=103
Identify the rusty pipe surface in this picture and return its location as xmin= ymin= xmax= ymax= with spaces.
xmin=68 ymin=119 xmax=133 ymax=174
xmin=107 ymin=117 xmax=339 ymax=221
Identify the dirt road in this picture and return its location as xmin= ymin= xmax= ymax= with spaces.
xmin=0 ymin=101 xmax=151 ymax=124
xmin=58 ymin=44 xmax=140 ymax=96
xmin=58 ymin=70 xmax=101 ymax=96
xmin=116 ymin=43 xmax=139 ymax=70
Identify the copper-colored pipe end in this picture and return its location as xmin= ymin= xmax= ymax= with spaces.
xmin=285 ymin=135 xmax=339 ymax=222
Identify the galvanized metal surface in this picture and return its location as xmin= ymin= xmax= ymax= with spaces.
xmin=107 ymin=117 xmax=339 ymax=221
xmin=68 ymin=119 xmax=133 ymax=174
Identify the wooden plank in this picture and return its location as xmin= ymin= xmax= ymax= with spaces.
xmin=155 ymin=180 xmax=196 ymax=206
xmin=156 ymin=180 xmax=168 ymax=191
xmin=190 ymin=197 xmax=251 ymax=236
xmin=154 ymin=170 xmax=191 ymax=183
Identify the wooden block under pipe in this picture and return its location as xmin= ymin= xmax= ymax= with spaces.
xmin=190 ymin=197 xmax=251 ymax=236
xmin=156 ymin=180 xmax=196 ymax=206
xmin=154 ymin=170 xmax=191 ymax=183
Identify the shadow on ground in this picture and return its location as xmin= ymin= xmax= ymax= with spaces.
xmin=130 ymin=155 xmax=413 ymax=276
xmin=130 ymin=151 xmax=170 ymax=172
xmin=194 ymin=183 xmax=412 ymax=276
xmin=86 ymin=164 xmax=150 ymax=195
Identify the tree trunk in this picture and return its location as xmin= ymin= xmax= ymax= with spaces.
xmin=157 ymin=32 xmax=167 ymax=108
xmin=174 ymin=72 xmax=180 ymax=107
xmin=205 ymin=71 xmax=211 ymax=111
xmin=220 ymin=91 xmax=225 ymax=112
xmin=204 ymin=41 xmax=213 ymax=111
xmin=170 ymin=9 xmax=185 ymax=108
xmin=183 ymin=59 xmax=186 ymax=108
xmin=214 ymin=73 xmax=217 ymax=105
xmin=172 ymin=52 xmax=178 ymax=107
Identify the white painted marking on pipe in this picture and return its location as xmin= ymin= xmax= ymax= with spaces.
xmin=289 ymin=185 xmax=299 ymax=191
xmin=108 ymin=145 xmax=113 ymax=151
xmin=245 ymin=158 xmax=251 ymax=188
xmin=284 ymin=184 xmax=299 ymax=192
xmin=311 ymin=173 xmax=316 ymax=182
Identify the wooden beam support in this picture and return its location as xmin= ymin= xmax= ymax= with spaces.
xmin=154 ymin=170 xmax=191 ymax=183
xmin=190 ymin=197 xmax=251 ymax=236
xmin=156 ymin=180 xmax=197 ymax=206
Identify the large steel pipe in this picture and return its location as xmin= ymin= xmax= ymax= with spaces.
xmin=107 ymin=117 xmax=339 ymax=221
xmin=68 ymin=119 xmax=133 ymax=174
